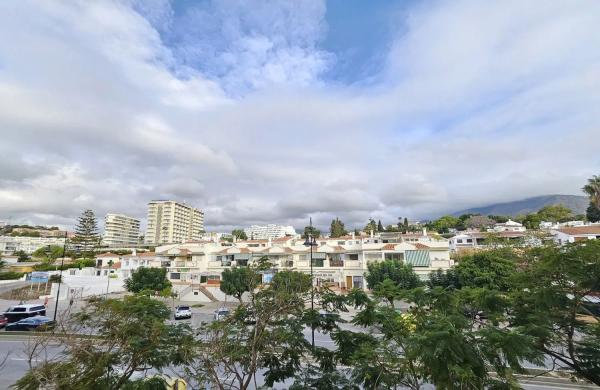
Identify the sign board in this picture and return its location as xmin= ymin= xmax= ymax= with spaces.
xmin=31 ymin=271 xmax=49 ymax=283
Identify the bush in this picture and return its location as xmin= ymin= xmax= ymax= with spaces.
xmin=49 ymin=274 xmax=62 ymax=283
xmin=0 ymin=272 xmax=25 ymax=280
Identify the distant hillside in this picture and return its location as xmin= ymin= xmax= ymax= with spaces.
xmin=453 ymin=195 xmax=588 ymax=217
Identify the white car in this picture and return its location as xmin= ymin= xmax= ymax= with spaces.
xmin=213 ymin=307 xmax=230 ymax=321
xmin=174 ymin=305 xmax=192 ymax=320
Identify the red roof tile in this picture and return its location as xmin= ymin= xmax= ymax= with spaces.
xmin=557 ymin=226 xmax=600 ymax=235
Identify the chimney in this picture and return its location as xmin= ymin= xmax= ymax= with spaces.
xmin=422 ymin=227 xmax=427 ymax=236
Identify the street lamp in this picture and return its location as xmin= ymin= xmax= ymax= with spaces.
xmin=303 ymin=218 xmax=318 ymax=349
xmin=53 ymin=231 xmax=69 ymax=322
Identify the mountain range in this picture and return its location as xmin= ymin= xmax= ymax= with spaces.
xmin=452 ymin=194 xmax=589 ymax=217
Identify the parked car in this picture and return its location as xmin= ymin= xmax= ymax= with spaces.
xmin=5 ymin=316 xmax=56 ymax=332
xmin=0 ymin=314 xmax=7 ymax=328
xmin=3 ymin=304 xmax=47 ymax=323
xmin=174 ymin=305 xmax=192 ymax=320
xmin=214 ymin=308 xmax=230 ymax=321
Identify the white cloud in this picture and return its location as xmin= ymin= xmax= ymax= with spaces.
xmin=0 ymin=0 xmax=599 ymax=231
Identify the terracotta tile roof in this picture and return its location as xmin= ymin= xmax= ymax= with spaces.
xmin=557 ymin=226 xmax=600 ymax=235
xmin=382 ymin=243 xmax=396 ymax=250
xmin=414 ymin=243 xmax=430 ymax=249
xmin=96 ymin=252 xmax=119 ymax=258
xmin=99 ymin=262 xmax=121 ymax=269
xmin=137 ymin=252 xmax=156 ymax=257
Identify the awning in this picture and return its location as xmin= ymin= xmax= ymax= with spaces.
xmin=310 ymin=252 xmax=327 ymax=260
xmin=405 ymin=250 xmax=431 ymax=267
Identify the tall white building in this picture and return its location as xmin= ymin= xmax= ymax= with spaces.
xmin=103 ymin=213 xmax=141 ymax=247
xmin=244 ymin=224 xmax=297 ymax=240
xmin=145 ymin=200 xmax=204 ymax=245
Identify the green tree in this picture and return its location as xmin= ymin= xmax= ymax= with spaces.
xmin=32 ymin=245 xmax=64 ymax=260
xmin=377 ymin=220 xmax=384 ymax=232
xmin=303 ymin=225 xmax=321 ymax=239
xmin=187 ymin=270 xmax=314 ymax=389
xmin=71 ymin=209 xmax=100 ymax=259
xmin=508 ymin=241 xmax=600 ymax=386
xmin=220 ymin=267 xmax=260 ymax=302
xmin=583 ymin=174 xmax=600 ymax=208
xmin=14 ymin=295 xmax=193 ymax=389
xmin=587 ymin=203 xmax=600 ymax=223
xmin=329 ymin=218 xmax=347 ymax=238
xmin=14 ymin=250 xmax=29 ymax=262
xmin=365 ymin=260 xmax=422 ymax=296
xmin=454 ymin=249 xmax=517 ymax=291
xmin=536 ymin=204 xmax=573 ymax=222
xmin=124 ymin=267 xmax=171 ymax=294
xmin=521 ymin=212 xmax=542 ymax=229
xmin=335 ymin=288 xmax=534 ymax=389
xmin=430 ymin=215 xmax=460 ymax=233
xmin=363 ymin=218 xmax=377 ymax=234
xmin=232 ymin=229 xmax=248 ymax=240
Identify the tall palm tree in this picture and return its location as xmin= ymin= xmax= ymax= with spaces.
xmin=582 ymin=175 xmax=600 ymax=208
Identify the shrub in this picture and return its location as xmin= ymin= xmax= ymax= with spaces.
xmin=0 ymin=272 xmax=25 ymax=280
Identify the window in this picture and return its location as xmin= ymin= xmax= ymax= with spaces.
xmin=298 ymin=254 xmax=307 ymax=261
xmin=466 ymin=239 xmax=473 ymax=243
xmin=208 ymin=275 xmax=220 ymax=281
xmin=348 ymin=254 xmax=359 ymax=261
xmin=312 ymin=259 xmax=324 ymax=267
xmin=329 ymin=255 xmax=344 ymax=267
xmin=353 ymin=276 xmax=363 ymax=289
xmin=337 ymin=241 xmax=345 ymax=245
xmin=170 ymin=273 xmax=180 ymax=280
xmin=384 ymin=253 xmax=404 ymax=261
xmin=456 ymin=239 xmax=463 ymax=243
xmin=237 ymin=259 xmax=248 ymax=267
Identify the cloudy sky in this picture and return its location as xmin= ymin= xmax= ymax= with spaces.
xmin=0 ymin=0 xmax=599 ymax=232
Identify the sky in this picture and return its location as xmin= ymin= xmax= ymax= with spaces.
xmin=0 ymin=0 xmax=599 ymax=232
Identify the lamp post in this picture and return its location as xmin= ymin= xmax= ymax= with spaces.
xmin=53 ymin=231 xmax=69 ymax=322
xmin=303 ymin=218 xmax=317 ymax=349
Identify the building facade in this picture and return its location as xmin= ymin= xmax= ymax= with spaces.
xmin=103 ymin=213 xmax=141 ymax=247
xmin=551 ymin=225 xmax=600 ymax=244
xmin=0 ymin=235 xmax=67 ymax=255
xmin=154 ymin=231 xmax=453 ymax=291
xmin=145 ymin=200 xmax=204 ymax=245
xmin=243 ymin=224 xmax=297 ymax=240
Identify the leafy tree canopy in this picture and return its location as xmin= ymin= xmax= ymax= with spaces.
xmin=220 ymin=266 xmax=261 ymax=302
xmin=329 ymin=218 xmax=347 ymax=238
xmin=365 ymin=260 xmax=422 ymax=292
xmin=13 ymin=295 xmax=193 ymax=389
xmin=124 ymin=267 xmax=171 ymax=294
xmin=231 ymin=229 xmax=248 ymax=240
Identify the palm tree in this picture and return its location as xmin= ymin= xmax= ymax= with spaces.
xmin=583 ymin=175 xmax=600 ymax=208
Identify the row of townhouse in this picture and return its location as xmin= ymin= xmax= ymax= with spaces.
xmin=154 ymin=232 xmax=453 ymax=291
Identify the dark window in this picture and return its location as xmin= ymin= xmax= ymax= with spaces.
xmin=10 ymin=307 xmax=26 ymax=312
xmin=348 ymin=254 xmax=359 ymax=261
xmin=312 ymin=259 xmax=324 ymax=267
xmin=384 ymin=253 xmax=403 ymax=261
xmin=171 ymin=273 xmax=181 ymax=280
